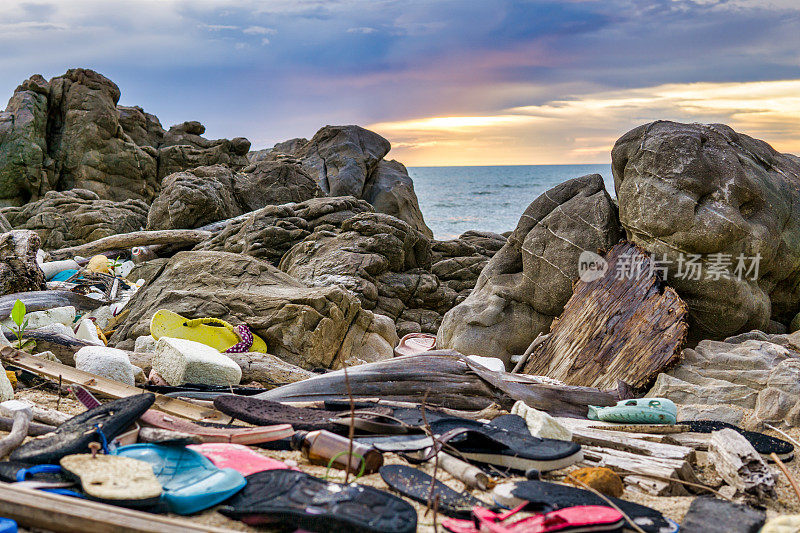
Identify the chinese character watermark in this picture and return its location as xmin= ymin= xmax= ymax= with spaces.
xmin=578 ymin=251 xmax=760 ymax=282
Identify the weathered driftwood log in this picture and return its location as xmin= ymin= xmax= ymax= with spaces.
xmin=48 ymin=229 xmax=212 ymax=260
xmin=0 ymin=291 xmax=105 ymax=320
xmin=523 ymin=242 xmax=688 ymax=390
xmin=709 ymin=428 xmax=776 ymax=501
xmin=257 ymin=351 xmax=616 ymax=417
xmin=0 ymin=408 xmax=32 ymax=458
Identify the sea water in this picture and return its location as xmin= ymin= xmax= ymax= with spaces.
xmin=408 ymin=164 xmax=614 ymax=240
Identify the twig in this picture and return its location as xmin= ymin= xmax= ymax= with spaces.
xmin=342 ymin=364 xmax=356 ymax=484
xmin=565 ymin=474 xmax=646 ymax=533
xmin=511 ymin=333 xmax=546 ymax=373
xmin=420 ymin=391 xmax=441 ymax=518
xmin=771 ymin=452 xmax=800 ymax=502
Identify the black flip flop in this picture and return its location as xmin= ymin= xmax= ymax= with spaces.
xmin=510 ymin=480 xmax=670 ymax=533
xmin=219 ymin=469 xmax=417 ymax=533
xmin=682 ymin=420 xmax=794 ymax=461
xmin=680 ymin=496 xmax=765 ymax=533
xmin=427 ymin=418 xmax=582 ymax=472
xmin=10 ymin=393 xmax=155 ymax=464
xmin=380 ymin=464 xmax=489 ymax=518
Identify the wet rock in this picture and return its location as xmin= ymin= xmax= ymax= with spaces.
xmin=74 ymin=346 xmax=135 ymax=386
xmin=280 ymin=212 xmax=455 ymax=333
xmin=648 ymin=331 xmax=800 ymax=427
xmin=0 ymin=230 xmax=47 ymax=296
xmin=194 ymin=196 xmax=374 ymax=264
xmin=1 ymin=189 xmax=148 ymax=249
xmin=612 ymin=121 xmax=800 ymax=340
xmin=152 ymin=337 xmax=241 ymax=386
xmin=110 ymin=251 xmax=397 ymax=369
xmin=438 ymin=174 xmax=621 ymax=363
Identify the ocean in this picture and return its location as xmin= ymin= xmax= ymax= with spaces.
xmin=407 ymin=164 xmax=615 ymax=240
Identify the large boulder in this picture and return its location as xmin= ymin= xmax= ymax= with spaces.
xmin=612 ymin=121 xmax=800 ymax=339
xmin=647 ymin=330 xmax=800 ymax=428
xmin=431 ymin=230 xmax=507 ymax=304
xmin=1 ymin=189 xmax=148 ymax=249
xmin=438 ymin=175 xmax=622 ymax=364
xmin=194 ymin=196 xmax=374 ymax=264
xmin=117 ymin=105 xmax=164 ymax=148
xmin=234 ymin=160 xmax=322 ymax=212
xmin=156 ymin=121 xmax=250 ymax=179
xmin=0 ymin=213 xmax=10 ymax=233
xmin=363 ymin=160 xmax=433 ymax=238
xmin=109 ymin=251 xmax=397 ymax=369
xmin=280 ymin=212 xmax=454 ymax=334
xmin=0 ymin=230 xmax=46 ymax=295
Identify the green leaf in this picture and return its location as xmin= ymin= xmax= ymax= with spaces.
xmin=10 ymin=300 xmax=25 ymax=327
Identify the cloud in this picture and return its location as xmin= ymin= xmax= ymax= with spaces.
xmin=242 ymin=25 xmax=276 ymax=35
xmin=346 ymin=26 xmax=377 ymax=34
xmin=198 ymin=23 xmax=239 ymax=31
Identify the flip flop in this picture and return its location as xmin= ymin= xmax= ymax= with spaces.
xmin=10 ymin=394 xmax=155 ymax=464
xmin=588 ymin=399 xmax=677 ymax=425
xmin=187 ymin=443 xmax=292 ymax=476
xmin=443 ymin=504 xmax=625 ymax=533
xmin=681 ymin=420 xmax=794 ymax=462
xmin=394 ymin=333 xmax=437 ymax=357
xmin=509 ymin=480 xmax=670 ymax=533
xmin=0 ymin=462 xmax=67 ymax=484
xmin=213 ymin=395 xmax=402 ymax=434
xmin=379 ymin=464 xmax=489 ymax=518
xmin=219 ymin=469 xmax=417 ymax=533
xmin=114 ymin=443 xmax=246 ymax=515
xmin=150 ymin=309 xmax=267 ymax=353
xmin=427 ymin=419 xmax=583 ymax=472
xmin=60 ymin=454 xmax=162 ymax=508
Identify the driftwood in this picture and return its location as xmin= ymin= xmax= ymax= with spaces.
xmin=48 ymin=229 xmax=212 ymax=261
xmin=523 ymin=242 xmax=688 ymax=390
xmin=709 ymin=428 xmax=776 ymax=501
xmin=257 ymin=352 xmax=615 ymax=417
xmin=0 ymin=414 xmax=53 ymax=436
xmin=0 ymin=290 xmax=105 ymax=320
xmin=0 ymin=408 xmax=32 ymax=458
xmin=435 ymin=451 xmax=491 ymax=490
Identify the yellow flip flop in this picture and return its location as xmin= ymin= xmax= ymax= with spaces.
xmin=149 ymin=310 xmax=268 ymax=353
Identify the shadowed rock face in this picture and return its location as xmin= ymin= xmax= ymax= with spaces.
xmin=110 ymin=251 xmax=398 ymax=369
xmin=0 ymin=69 xmax=250 ymax=207
xmin=438 ymin=174 xmax=622 ymax=365
xmin=0 ymin=230 xmax=46 ymax=296
xmin=612 ymin=121 xmax=800 ymax=339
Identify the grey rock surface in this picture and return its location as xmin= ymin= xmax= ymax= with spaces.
xmin=0 ymin=230 xmax=46 ymax=296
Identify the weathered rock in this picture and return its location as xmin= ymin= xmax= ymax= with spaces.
xmin=109 ymin=251 xmax=397 ymax=369
xmin=438 ymin=174 xmax=622 ymax=363
xmin=117 ymin=105 xmax=164 ymax=148
xmin=362 ymin=159 xmax=433 ymax=237
xmin=647 ymin=330 xmax=800 ymax=427
xmin=280 ymin=212 xmax=455 ymax=333
xmin=156 ymin=121 xmax=250 ymax=180
xmin=791 ymin=312 xmax=800 ymax=333
xmin=566 ymin=467 xmax=624 ymax=498
xmin=152 ymin=337 xmax=241 ymax=386
xmin=0 ymin=230 xmax=46 ymax=296
xmin=296 ymin=125 xmax=389 ymax=197
xmin=0 ymin=213 xmax=10 ymax=233
xmin=1 ymin=189 xmax=148 ymax=249
xmin=74 ymin=346 xmax=135 ymax=386
xmin=234 ymin=160 xmax=322 ymax=212
xmin=194 ymin=196 xmax=374 ymax=264
xmin=431 ymin=230 xmax=506 ymax=303
xmin=612 ymin=121 xmax=800 ymax=339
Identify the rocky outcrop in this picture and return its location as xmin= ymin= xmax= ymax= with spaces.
xmin=612 ymin=121 xmax=800 ymax=340
xmin=0 ymin=69 xmax=252 ymax=207
xmin=194 ymin=196 xmax=374 ymax=264
xmin=0 ymin=213 xmax=10 ymax=233
xmin=280 ymin=212 xmax=454 ymax=335
xmin=648 ymin=330 xmax=800 ymax=428
xmin=431 ymin=230 xmax=506 ymax=304
xmin=438 ymin=175 xmax=622 ymax=364
xmin=266 ymin=126 xmax=433 ymax=237
xmin=1 ymin=189 xmax=148 ymax=249
xmin=110 ymin=251 xmax=398 ymax=369
xmin=0 ymin=230 xmax=46 ymax=295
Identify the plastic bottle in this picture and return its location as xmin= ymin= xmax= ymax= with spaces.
xmin=291 ymin=429 xmax=383 ymax=475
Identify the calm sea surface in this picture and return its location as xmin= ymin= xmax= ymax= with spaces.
xmin=407 ymin=164 xmax=614 ymax=240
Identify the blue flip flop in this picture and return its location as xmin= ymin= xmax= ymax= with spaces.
xmin=114 ymin=444 xmax=246 ymax=515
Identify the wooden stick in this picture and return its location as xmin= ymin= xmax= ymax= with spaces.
xmin=511 ymin=333 xmax=547 ymax=373
xmin=48 ymin=229 xmax=212 ymax=260
xmin=435 ymin=451 xmax=492 ymax=490
xmin=0 ymin=409 xmax=31 ymax=458
xmin=770 ymin=452 xmax=800 ymax=502
xmin=0 ymin=481 xmax=231 ymax=532
xmin=0 ymin=346 xmax=230 ymax=423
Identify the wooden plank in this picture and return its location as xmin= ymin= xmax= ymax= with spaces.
xmin=709 ymin=428 xmax=776 ymax=501
xmin=568 ymin=426 xmax=695 ymax=462
xmin=523 ymin=242 xmax=688 ymax=390
xmin=0 ymin=347 xmax=230 ymax=423
xmin=0 ymin=481 xmax=230 ymax=533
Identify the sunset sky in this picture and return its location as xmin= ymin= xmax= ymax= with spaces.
xmin=1 ymin=0 xmax=799 ymax=165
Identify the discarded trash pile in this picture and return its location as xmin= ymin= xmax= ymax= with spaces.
xmin=1 ymin=69 xmax=800 ymax=532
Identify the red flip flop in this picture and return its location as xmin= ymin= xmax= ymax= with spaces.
xmin=443 ymin=504 xmax=625 ymax=533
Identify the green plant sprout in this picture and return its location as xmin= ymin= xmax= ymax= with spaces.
xmin=10 ymin=299 xmax=27 ymax=350
xmin=107 ymin=257 xmax=124 ymax=275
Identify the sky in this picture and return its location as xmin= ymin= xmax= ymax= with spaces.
xmin=1 ymin=0 xmax=799 ymax=165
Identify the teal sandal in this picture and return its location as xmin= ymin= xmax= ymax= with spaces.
xmin=587 ymin=398 xmax=677 ymax=425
